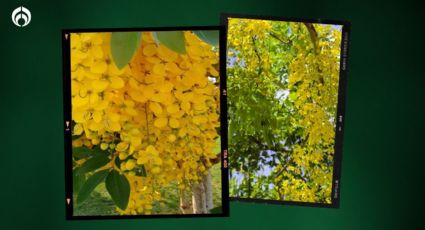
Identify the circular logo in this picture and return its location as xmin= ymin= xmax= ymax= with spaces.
xmin=11 ymin=6 xmax=31 ymax=27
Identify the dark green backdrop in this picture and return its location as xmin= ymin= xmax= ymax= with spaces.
xmin=0 ymin=0 xmax=423 ymax=229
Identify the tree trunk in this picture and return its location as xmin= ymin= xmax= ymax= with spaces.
xmin=191 ymin=169 xmax=215 ymax=214
xmin=179 ymin=189 xmax=192 ymax=214
xmin=203 ymin=169 xmax=214 ymax=211
xmin=192 ymin=181 xmax=207 ymax=214
xmin=179 ymin=170 xmax=214 ymax=214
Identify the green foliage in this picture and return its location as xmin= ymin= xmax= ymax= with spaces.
xmin=105 ymin=170 xmax=130 ymax=210
xmin=72 ymin=146 xmax=93 ymax=159
xmin=76 ymin=154 xmax=110 ymax=174
xmin=73 ymin=146 xmax=110 ymax=160
xmin=193 ymin=30 xmax=219 ymax=46
xmin=73 ymin=170 xmax=85 ymax=193
xmin=152 ymin=30 xmax=218 ymax=54
xmin=227 ymin=18 xmax=342 ymax=203
xmin=73 ymin=162 xmax=223 ymax=215
xmin=209 ymin=206 xmax=222 ymax=214
xmin=73 ymin=183 xmax=119 ymax=216
xmin=77 ymin=169 xmax=110 ymax=204
xmin=153 ymin=31 xmax=186 ymax=54
xmin=111 ymin=32 xmax=141 ymax=69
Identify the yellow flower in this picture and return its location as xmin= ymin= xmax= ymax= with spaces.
xmin=168 ymin=134 xmax=176 ymax=142
xmin=169 ymin=118 xmax=180 ymax=128
xmin=142 ymin=44 xmax=157 ymax=56
xmin=116 ymin=142 xmax=129 ymax=152
xmin=166 ymin=104 xmax=179 ymax=114
xmin=149 ymin=102 xmax=163 ymax=116
xmin=125 ymin=160 xmax=136 ymax=170
xmin=154 ymin=117 xmax=168 ymax=128
xmin=151 ymin=166 xmax=161 ymax=174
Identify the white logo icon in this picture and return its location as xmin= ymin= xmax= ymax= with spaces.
xmin=11 ymin=6 xmax=31 ymax=27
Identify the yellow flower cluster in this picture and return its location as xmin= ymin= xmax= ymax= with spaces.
xmin=227 ymin=18 xmax=276 ymax=98
xmin=70 ymin=31 xmax=220 ymax=214
xmin=288 ymin=23 xmax=341 ymax=151
xmin=228 ymin=18 xmax=272 ymax=47
xmin=278 ymin=23 xmax=341 ymax=203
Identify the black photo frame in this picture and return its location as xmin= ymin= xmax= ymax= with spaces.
xmin=62 ymin=25 xmax=229 ymax=219
xmin=222 ymin=13 xmax=351 ymax=208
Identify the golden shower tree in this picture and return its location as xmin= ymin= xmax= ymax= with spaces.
xmin=227 ymin=18 xmax=341 ymax=203
xmin=70 ymin=30 xmax=222 ymax=214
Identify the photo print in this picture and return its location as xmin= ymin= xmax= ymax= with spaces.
xmin=62 ymin=26 xmax=228 ymax=219
xmin=223 ymin=14 xmax=350 ymax=207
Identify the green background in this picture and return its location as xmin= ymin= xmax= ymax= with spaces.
xmin=0 ymin=0 xmax=423 ymax=229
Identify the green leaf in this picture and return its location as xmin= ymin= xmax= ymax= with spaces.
xmin=111 ymin=32 xmax=141 ymax=69
xmin=73 ymin=146 xmax=109 ymax=160
xmin=209 ymin=206 xmax=222 ymax=214
xmin=72 ymin=147 xmax=92 ymax=159
xmin=72 ymin=134 xmax=83 ymax=140
xmin=114 ymin=155 xmax=123 ymax=168
xmin=77 ymin=154 xmax=110 ymax=174
xmin=73 ymin=169 xmax=86 ymax=193
xmin=251 ymin=94 xmax=258 ymax=103
xmin=77 ymin=169 xmax=109 ymax=204
xmin=105 ymin=170 xmax=130 ymax=210
xmin=288 ymin=92 xmax=298 ymax=101
xmin=193 ymin=30 xmax=219 ymax=47
xmin=154 ymin=31 xmax=186 ymax=54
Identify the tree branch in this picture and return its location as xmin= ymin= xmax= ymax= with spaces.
xmin=269 ymin=32 xmax=292 ymax=45
xmin=248 ymin=135 xmax=291 ymax=155
xmin=303 ymin=23 xmax=319 ymax=54
xmin=251 ymin=36 xmax=263 ymax=78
